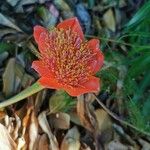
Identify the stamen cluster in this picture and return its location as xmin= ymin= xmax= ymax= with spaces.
xmin=40 ymin=28 xmax=95 ymax=87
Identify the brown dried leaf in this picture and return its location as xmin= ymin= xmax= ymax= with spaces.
xmin=21 ymin=106 xmax=33 ymax=149
xmin=38 ymin=111 xmax=59 ymax=150
xmin=0 ymin=123 xmax=17 ymax=150
xmin=4 ymin=115 xmax=15 ymax=134
xmin=80 ymin=143 xmax=91 ymax=150
xmin=0 ymin=111 xmax=6 ymax=120
xmin=29 ymin=111 xmax=39 ymax=150
xmin=95 ymin=109 xmax=113 ymax=146
xmin=95 ymin=109 xmax=112 ymax=132
xmin=22 ymin=106 xmax=33 ymax=134
xmin=49 ymin=112 xmax=70 ymax=129
xmin=38 ymin=134 xmax=49 ymax=150
xmin=12 ymin=114 xmax=21 ymax=140
xmin=103 ymin=9 xmax=116 ymax=32
xmin=17 ymin=137 xmax=26 ymax=150
xmin=69 ymin=111 xmax=81 ymax=126
xmin=35 ymin=90 xmax=47 ymax=113
xmin=77 ymin=94 xmax=97 ymax=132
xmin=60 ymin=126 xmax=80 ymax=150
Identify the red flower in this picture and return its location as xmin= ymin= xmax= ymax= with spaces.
xmin=32 ymin=17 xmax=104 ymax=96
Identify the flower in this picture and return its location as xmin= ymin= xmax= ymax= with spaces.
xmin=32 ymin=17 xmax=104 ymax=96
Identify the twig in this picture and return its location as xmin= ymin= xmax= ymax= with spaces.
xmin=92 ymin=94 xmax=150 ymax=137
xmin=85 ymin=35 xmax=150 ymax=48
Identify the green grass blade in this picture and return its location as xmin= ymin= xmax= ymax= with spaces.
xmin=125 ymin=1 xmax=150 ymax=30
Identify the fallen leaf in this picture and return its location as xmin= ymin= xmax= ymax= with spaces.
xmin=38 ymin=134 xmax=49 ymax=150
xmin=77 ymin=94 xmax=97 ymax=132
xmin=103 ymin=9 xmax=116 ymax=32
xmin=0 ymin=111 xmax=6 ymax=120
xmin=53 ymin=0 xmax=74 ymax=18
xmin=13 ymin=114 xmax=21 ymax=140
xmin=0 ymin=13 xmax=23 ymax=32
xmin=95 ymin=109 xmax=112 ymax=132
xmin=69 ymin=110 xmax=81 ymax=126
xmin=0 ymin=51 xmax=9 ymax=64
xmin=60 ymin=126 xmax=80 ymax=150
xmin=34 ymin=90 xmax=47 ymax=114
xmin=15 ymin=62 xmax=34 ymax=88
xmin=0 ymin=123 xmax=17 ymax=150
xmin=75 ymin=3 xmax=91 ymax=34
xmin=106 ymin=139 xmax=130 ymax=150
xmin=17 ymin=136 xmax=26 ymax=150
xmin=94 ymin=109 xmax=113 ymax=147
xmin=29 ymin=111 xmax=39 ymax=150
xmin=37 ymin=6 xmax=58 ymax=28
xmin=138 ymin=138 xmax=150 ymax=150
xmin=3 ymin=58 xmax=16 ymax=97
xmin=49 ymin=112 xmax=70 ymax=129
xmin=38 ymin=111 xmax=59 ymax=150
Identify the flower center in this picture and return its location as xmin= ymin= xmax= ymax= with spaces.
xmin=40 ymin=28 xmax=96 ymax=87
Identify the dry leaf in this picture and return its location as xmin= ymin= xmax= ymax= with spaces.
xmin=21 ymin=106 xmax=33 ymax=149
xmin=0 ymin=123 xmax=17 ymax=150
xmin=17 ymin=137 xmax=26 ymax=150
xmin=80 ymin=143 xmax=91 ymax=150
xmin=38 ymin=111 xmax=59 ymax=150
xmin=0 ymin=13 xmax=23 ymax=32
xmin=60 ymin=126 xmax=80 ymax=150
xmin=38 ymin=134 xmax=49 ymax=150
xmin=35 ymin=90 xmax=47 ymax=113
xmin=69 ymin=111 xmax=81 ymax=126
xmin=29 ymin=111 xmax=39 ymax=150
xmin=95 ymin=109 xmax=112 ymax=132
xmin=138 ymin=138 xmax=150 ymax=150
xmin=4 ymin=115 xmax=15 ymax=134
xmin=22 ymin=106 xmax=33 ymax=135
xmin=0 ymin=111 xmax=5 ymax=120
xmin=53 ymin=0 xmax=74 ymax=19
xmin=49 ymin=112 xmax=70 ymax=129
xmin=106 ymin=140 xmax=130 ymax=150
xmin=77 ymin=94 xmax=97 ymax=132
xmin=13 ymin=114 xmax=21 ymax=140
xmin=94 ymin=109 xmax=113 ymax=147
xmin=103 ymin=9 xmax=116 ymax=32
xmin=3 ymin=58 xmax=16 ymax=97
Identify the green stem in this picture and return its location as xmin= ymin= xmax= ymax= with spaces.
xmin=0 ymin=82 xmax=44 ymax=109
xmin=85 ymin=34 xmax=150 ymax=48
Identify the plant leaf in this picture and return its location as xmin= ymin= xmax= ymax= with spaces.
xmin=125 ymin=1 xmax=150 ymax=29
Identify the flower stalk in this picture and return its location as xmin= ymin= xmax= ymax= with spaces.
xmin=0 ymin=82 xmax=44 ymax=109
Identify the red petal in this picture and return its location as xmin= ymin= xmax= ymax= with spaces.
xmin=64 ymin=76 xmax=100 ymax=96
xmin=32 ymin=60 xmax=54 ymax=78
xmin=38 ymin=77 xmax=62 ymax=89
xmin=38 ymin=31 xmax=50 ymax=53
xmin=33 ymin=25 xmax=47 ymax=43
xmin=88 ymin=39 xmax=104 ymax=74
xmin=88 ymin=39 xmax=100 ymax=52
xmin=57 ymin=17 xmax=84 ymax=40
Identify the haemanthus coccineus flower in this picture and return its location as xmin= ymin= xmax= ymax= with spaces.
xmin=32 ymin=17 xmax=104 ymax=96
